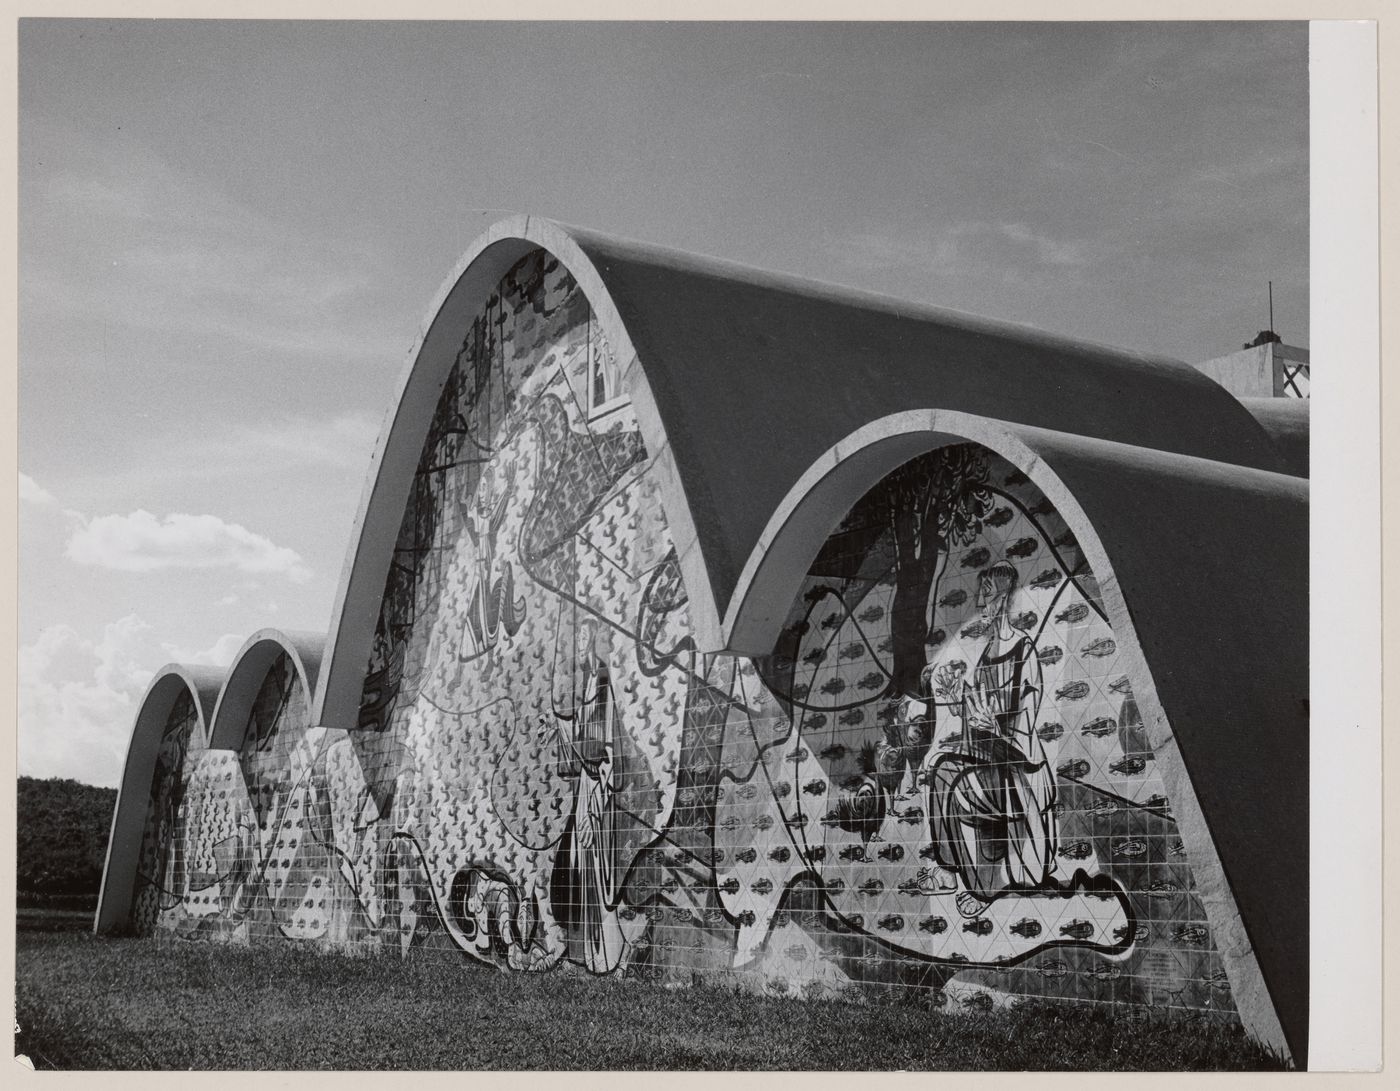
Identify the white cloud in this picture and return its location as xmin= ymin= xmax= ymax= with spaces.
xmin=160 ymin=632 xmax=244 ymax=669
xmin=19 ymin=472 xmax=57 ymax=507
xmin=65 ymin=510 xmax=311 ymax=582
xmin=19 ymin=619 xmax=257 ymax=787
xmin=214 ymin=593 xmax=239 ymax=607
xmin=18 ymin=615 xmax=160 ymax=788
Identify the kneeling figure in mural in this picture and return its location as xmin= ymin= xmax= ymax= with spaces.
xmin=926 ymin=562 xmax=1057 ymax=916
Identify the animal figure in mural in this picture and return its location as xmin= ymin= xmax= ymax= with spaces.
xmin=149 ymin=251 xmax=1239 ymax=1025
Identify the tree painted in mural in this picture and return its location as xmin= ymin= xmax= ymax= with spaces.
xmin=152 ymin=251 xmax=1238 ymax=1021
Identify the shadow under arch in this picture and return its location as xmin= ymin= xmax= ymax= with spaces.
xmin=723 ymin=407 xmax=1308 ymax=1067
xmin=207 ymin=629 xmax=326 ymax=752
xmin=94 ymin=664 xmax=223 ymax=935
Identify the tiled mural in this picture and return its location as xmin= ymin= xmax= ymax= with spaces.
xmin=151 ymin=250 xmax=1238 ymax=1024
xmin=130 ymin=690 xmax=198 ymax=935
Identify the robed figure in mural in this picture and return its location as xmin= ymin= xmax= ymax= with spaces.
xmin=928 ymin=561 xmax=1057 ymax=916
xmin=551 ymin=618 xmax=628 ymax=973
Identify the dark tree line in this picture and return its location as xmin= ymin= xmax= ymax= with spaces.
xmin=17 ymin=776 xmax=116 ymax=905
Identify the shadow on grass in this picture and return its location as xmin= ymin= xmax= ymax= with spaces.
xmin=15 ymin=932 xmax=1285 ymax=1071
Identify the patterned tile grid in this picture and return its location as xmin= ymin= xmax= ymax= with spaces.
xmin=143 ymin=249 xmax=1238 ymax=1027
xmin=728 ymin=451 xmax=1237 ymax=1021
xmin=158 ymin=654 xmax=377 ymax=947
xmin=131 ymin=690 xmax=198 ymax=935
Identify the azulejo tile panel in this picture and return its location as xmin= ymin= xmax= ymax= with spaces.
xmin=155 ymin=250 xmax=1237 ymax=1025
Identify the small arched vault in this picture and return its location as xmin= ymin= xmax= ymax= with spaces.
xmin=207 ymin=629 xmax=325 ymax=751
xmin=95 ymin=664 xmax=222 ymax=935
xmin=102 ymin=217 xmax=1308 ymax=1066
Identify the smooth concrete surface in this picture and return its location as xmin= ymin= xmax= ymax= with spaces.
xmin=1193 ymin=342 xmax=1310 ymax=401
xmin=1193 ymin=344 xmax=1276 ymax=399
xmin=1238 ymin=397 xmax=1309 ymax=477
xmin=94 ymin=664 xmax=223 ymax=934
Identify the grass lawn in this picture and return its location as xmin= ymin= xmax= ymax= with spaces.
xmin=14 ymin=930 xmax=1284 ymax=1071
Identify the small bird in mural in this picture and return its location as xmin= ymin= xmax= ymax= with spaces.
xmin=821 ymin=741 xmax=892 ymax=842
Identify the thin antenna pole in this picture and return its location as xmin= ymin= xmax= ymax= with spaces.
xmin=1269 ymin=280 xmax=1275 ymax=334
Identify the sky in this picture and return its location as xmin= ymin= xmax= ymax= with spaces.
xmin=17 ymin=20 xmax=1309 ymax=787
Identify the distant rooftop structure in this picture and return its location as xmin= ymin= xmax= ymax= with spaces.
xmin=1193 ymin=339 xmax=1310 ymax=399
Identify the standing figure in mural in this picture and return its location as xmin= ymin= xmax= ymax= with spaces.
xmin=927 ymin=562 xmax=1057 ymax=916
xmin=550 ymin=617 xmax=628 ymax=973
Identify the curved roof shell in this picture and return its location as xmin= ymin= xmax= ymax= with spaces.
xmin=94 ymin=663 xmax=223 ymax=933
xmin=207 ymin=628 xmax=325 ymax=751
